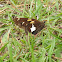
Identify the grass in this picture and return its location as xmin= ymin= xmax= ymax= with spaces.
xmin=0 ymin=0 xmax=62 ymax=62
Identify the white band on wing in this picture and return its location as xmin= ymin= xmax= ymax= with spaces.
xmin=30 ymin=24 xmax=36 ymax=32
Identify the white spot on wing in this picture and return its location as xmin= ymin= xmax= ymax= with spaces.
xmin=17 ymin=18 xmax=20 ymax=21
xmin=22 ymin=22 xmax=25 ymax=25
xmin=30 ymin=24 xmax=36 ymax=32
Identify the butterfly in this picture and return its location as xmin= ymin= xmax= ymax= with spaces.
xmin=13 ymin=17 xmax=46 ymax=35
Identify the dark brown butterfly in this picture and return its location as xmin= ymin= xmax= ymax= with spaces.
xmin=13 ymin=17 xmax=46 ymax=35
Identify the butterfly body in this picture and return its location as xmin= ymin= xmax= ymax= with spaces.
xmin=13 ymin=17 xmax=45 ymax=35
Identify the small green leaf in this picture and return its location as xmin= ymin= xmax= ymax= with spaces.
xmin=2 ymin=30 xmax=10 ymax=43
